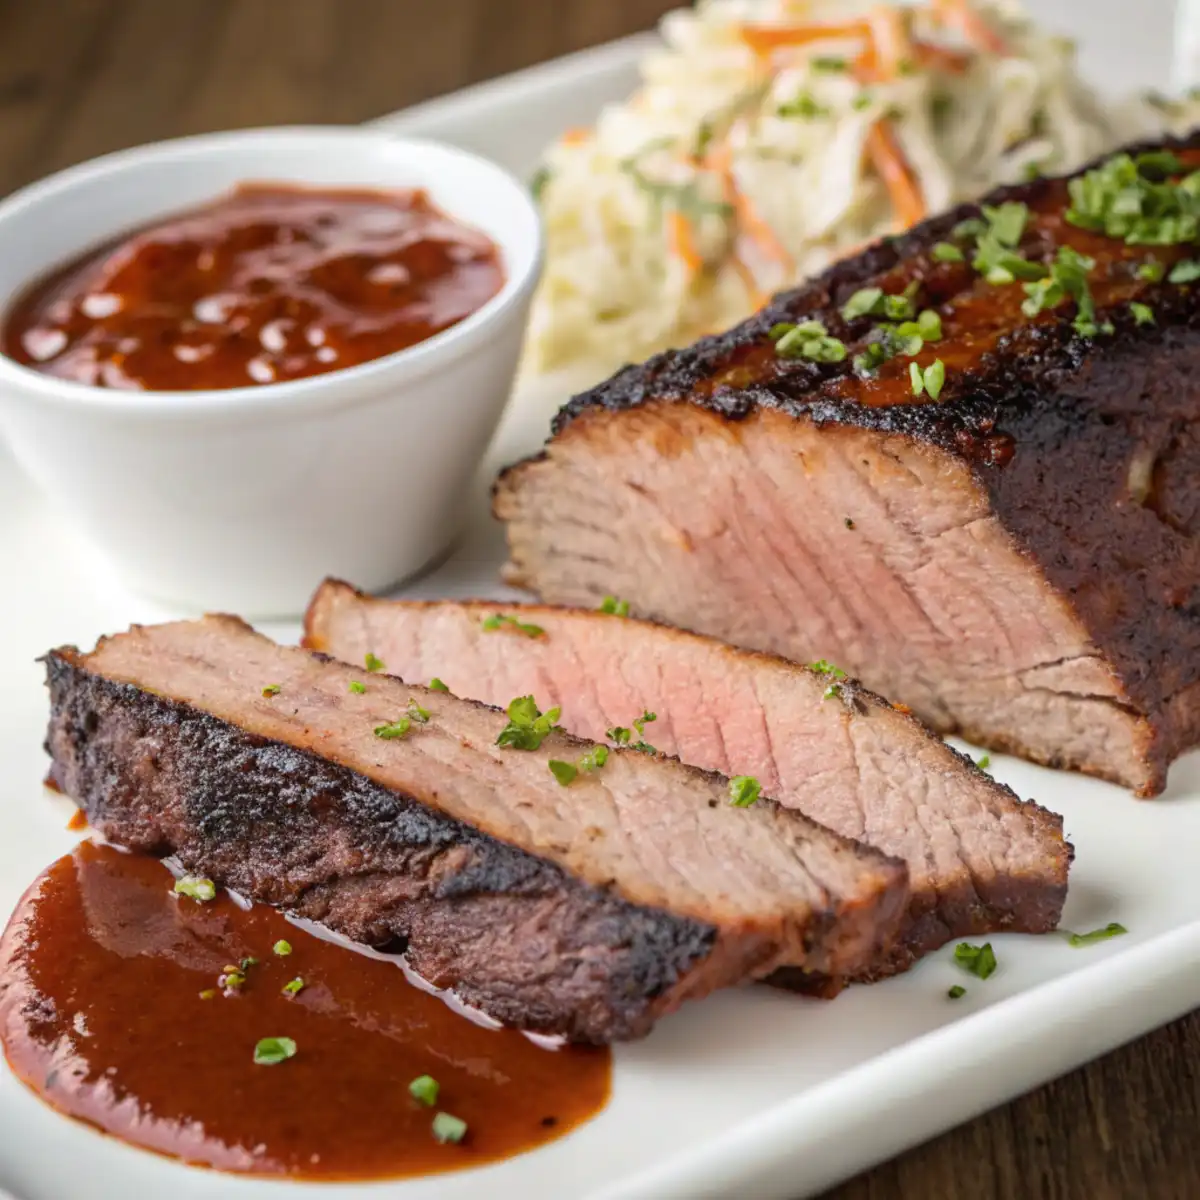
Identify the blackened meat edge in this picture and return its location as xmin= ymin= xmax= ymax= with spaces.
xmin=495 ymin=132 xmax=1200 ymax=795
xmin=43 ymin=652 xmax=745 ymax=1044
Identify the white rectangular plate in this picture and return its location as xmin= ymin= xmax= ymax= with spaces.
xmin=1 ymin=4 xmax=1199 ymax=1198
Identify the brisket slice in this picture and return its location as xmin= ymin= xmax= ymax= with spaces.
xmin=304 ymin=581 xmax=1071 ymax=983
xmin=494 ymin=133 xmax=1200 ymax=797
xmin=43 ymin=616 xmax=908 ymax=1043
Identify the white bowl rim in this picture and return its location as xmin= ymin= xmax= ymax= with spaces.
xmin=0 ymin=125 xmax=543 ymax=418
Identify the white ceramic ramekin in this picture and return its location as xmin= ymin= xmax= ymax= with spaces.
xmin=0 ymin=127 xmax=543 ymax=616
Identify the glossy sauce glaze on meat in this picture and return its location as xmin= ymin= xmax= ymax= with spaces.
xmin=497 ymin=134 xmax=1200 ymax=795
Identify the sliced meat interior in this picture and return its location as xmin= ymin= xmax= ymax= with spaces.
xmin=305 ymin=581 xmax=1072 ymax=982
xmin=43 ymin=616 xmax=909 ymax=1042
xmin=494 ymin=135 xmax=1200 ymax=796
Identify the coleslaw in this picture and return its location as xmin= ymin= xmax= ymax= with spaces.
xmin=527 ymin=0 xmax=1200 ymax=372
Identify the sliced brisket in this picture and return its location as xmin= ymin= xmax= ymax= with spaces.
xmin=304 ymin=581 xmax=1071 ymax=981
xmin=494 ymin=134 xmax=1200 ymax=796
xmin=43 ymin=616 xmax=908 ymax=1042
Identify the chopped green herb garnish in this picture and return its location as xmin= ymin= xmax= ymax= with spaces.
xmin=851 ymin=92 xmax=873 ymax=111
xmin=199 ymin=989 xmax=216 ymax=1000
xmin=1169 ymin=258 xmax=1200 ymax=283
xmin=822 ymin=682 xmax=842 ymax=701
xmin=600 ymin=595 xmax=631 ymax=616
xmin=496 ymin=696 xmax=562 ymax=750
xmin=841 ymin=287 xmax=884 ymax=321
xmin=407 ymin=698 xmax=431 ymax=724
xmin=432 ymin=1112 xmax=468 ymax=1144
xmin=948 ymin=985 xmax=967 ymax=999
xmin=811 ymin=55 xmax=847 ymax=72
xmin=953 ymin=941 xmax=997 ymax=979
xmin=221 ymin=965 xmax=246 ymax=990
xmin=282 ymin=977 xmax=305 ymax=997
xmin=778 ymin=91 xmax=829 ymax=120
xmin=429 ymin=677 xmax=450 ymax=693
xmin=1068 ymin=922 xmax=1127 ymax=947
xmin=1021 ymin=244 xmax=1107 ymax=337
xmin=174 ymin=876 xmax=216 ymax=903
xmin=976 ymin=754 xmax=991 ymax=771
xmin=548 ymin=760 xmax=579 ymax=786
xmin=773 ymin=319 xmax=847 ymax=363
xmin=348 ymin=681 xmax=367 ymax=694
xmin=580 ymin=745 xmax=609 ymax=772
xmin=409 ymin=1075 xmax=440 ymax=1106
xmin=240 ymin=957 xmax=259 ymax=970
xmin=481 ymin=613 xmax=545 ymax=638
xmin=810 ymin=659 xmax=847 ymax=679
xmin=923 ymin=359 xmax=946 ymax=400
xmin=374 ymin=718 xmax=412 ymax=740
xmin=1066 ymin=151 xmax=1200 ymax=245
xmin=842 ymin=286 xmax=917 ymax=324
xmin=982 ymin=202 xmax=1029 ymax=248
xmin=273 ymin=940 xmax=292 ymax=956
xmin=909 ymin=361 xmax=924 ymax=396
xmin=952 ymin=217 xmax=987 ymax=240
xmin=550 ymin=744 xmax=608 ymax=786
xmin=932 ymin=241 xmax=965 ymax=264
xmin=253 ymin=1036 xmax=297 ymax=1066
xmin=1137 ymin=260 xmax=1166 ymax=282
xmin=728 ymin=775 xmax=762 ymax=808
xmin=1023 ymin=161 xmax=1047 ymax=181
xmin=1130 ymin=301 xmax=1155 ymax=326
xmin=262 ymin=684 xmax=281 ymax=697
xmin=916 ymin=310 xmax=943 ymax=341
xmin=1020 ymin=274 xmax=1064 ymax=318
xmin=970 ymin=202 xmax=1046 ymax=285
xmin=365 ymin=653 xmax=385 ymax=673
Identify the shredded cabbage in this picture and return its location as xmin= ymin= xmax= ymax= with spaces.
xmin=527 ymin=0 xmax=1200 ymax=373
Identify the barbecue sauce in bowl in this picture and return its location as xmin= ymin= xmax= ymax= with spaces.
xmin=0 ymin=842 xmax=610 ymax=1179
xmin=2 ymin=184 xmax=504 ymax=391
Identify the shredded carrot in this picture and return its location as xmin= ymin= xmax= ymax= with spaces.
xmin=865 ymin=5 xmax=913 ymax=79
xmin=913 ymin=40 xmax=973 ymax=74
xmin=666 ymin=209 xmax=703 ymax=275
xmin=929 ymin=0 xmax=1007 ymax=56
xmin=705 ymin=141 xmax=795 ymax=272
xmin=737 ymin=21 xmax=871 ymax=59
xmin=561 ymin=127 xmax=591 ymax=147
xmin=865 ymin=119 xmax=926 ymax=229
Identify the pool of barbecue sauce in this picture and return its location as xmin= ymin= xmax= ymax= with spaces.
xmin=0 ymin=841 xmax=610 ymax=1180
xmin=2 ymin=183 xmax=504 ymax=390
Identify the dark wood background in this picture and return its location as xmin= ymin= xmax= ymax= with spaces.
xmin=0 ymin=1 xmax=1196 ymax=1196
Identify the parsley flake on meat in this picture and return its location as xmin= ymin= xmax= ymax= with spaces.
xmin=497 ymin=696 xmax=562 ymax=750
xmin=481 ymin=613 xmax=545 ymax=638
xmin=728 ymin=775 xmax=762 ymax=808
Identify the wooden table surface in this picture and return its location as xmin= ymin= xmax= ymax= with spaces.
xmin=0 ymin=1 xmax=1195 ymax=1196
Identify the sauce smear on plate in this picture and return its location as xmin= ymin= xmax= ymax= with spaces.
xmin=0 ymin=841 xmax=609 ymax=1179
xmin=3 ymin=184 xmax=504 ymax=391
